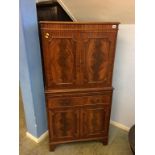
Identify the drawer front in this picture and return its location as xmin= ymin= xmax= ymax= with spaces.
xmin=47 ymin=96 xmax=84 ymax=108
xmin=85 ymin=95 xmax=111 ymax=105
xmin=47 ymin=93 xmax=112 ymax=109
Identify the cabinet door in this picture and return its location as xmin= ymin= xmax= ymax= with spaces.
xmin=48 ymin=108 xmax=80 ymax=141
xmin=41 ymin=30 xmax=79 ymax=89
xmin=40 ymin=23 xmax=119 ymax=90
xmin=80 ymin=32 xmax=117 ymax=88
xmin=82 ymin=105 xmax=110 ymax=138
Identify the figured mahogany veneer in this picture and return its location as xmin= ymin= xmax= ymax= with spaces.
xmin=47 ymin=94 xmax=111 ymax=109
xmin=39 ymin=22 xmax=119 ymax=151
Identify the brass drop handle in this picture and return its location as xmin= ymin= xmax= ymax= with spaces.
xmin=45 ymin=33 xmax=49 ymax=38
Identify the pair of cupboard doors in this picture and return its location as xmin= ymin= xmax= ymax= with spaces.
xmin=47 ymin=92 xmax=112 ymax=143
xmin=40 ymin=22 xmax=119 ymax=91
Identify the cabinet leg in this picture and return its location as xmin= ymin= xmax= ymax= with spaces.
xmin=49 ymin=144 xmax=56 ymax=151
xmin=102 ymin=138 xmax=108 ymax=145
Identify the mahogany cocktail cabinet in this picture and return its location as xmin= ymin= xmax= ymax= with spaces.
xmin=39 ymin=22 xmax=119 ymax=151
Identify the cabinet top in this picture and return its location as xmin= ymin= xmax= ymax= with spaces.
xmin=39 ymin=21 xmax=120 ymax=25
xmin=39 ymin=21 xmax=120 ymax=31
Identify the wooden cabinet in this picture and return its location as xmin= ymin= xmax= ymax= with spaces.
xmin=40 ymin=22 xmax=119 ymax=151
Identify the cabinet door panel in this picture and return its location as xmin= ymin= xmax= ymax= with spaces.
xmin=41 ymin=31 xmax=78 ymax=89
xmin=81 ymin=32 xmax=116 ymax=87
xmin=82 ymin=105 xmax=110 ymax=138
xmin=48 ymin=108 xmax=79 ymax=141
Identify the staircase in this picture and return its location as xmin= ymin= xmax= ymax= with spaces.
xmin=36 ymin=0 xmax=73 ymax=21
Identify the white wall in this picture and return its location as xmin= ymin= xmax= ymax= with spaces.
xmin=58 ymin=0 xmax=134 ymax=24
xmin=111 ymin=24 xmax=135 ymax=128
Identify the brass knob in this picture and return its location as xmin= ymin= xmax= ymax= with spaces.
xmin=45 ymin=33 xmax=49 ymax=38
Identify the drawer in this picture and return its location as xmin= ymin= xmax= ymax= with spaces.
xmin=47 ymin=94 xmax=111 ymax=109
xmin=85 ymin=95 xmax=111 ymax=105
xmin=47 ymin=96 xmax=84 ymax=108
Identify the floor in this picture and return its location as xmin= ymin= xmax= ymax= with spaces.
xmin=19 ymin=96 xmax=132 ymax=155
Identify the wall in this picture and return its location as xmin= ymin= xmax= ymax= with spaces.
xmin=57 ymin=0 xmax=135 ymax=24
xmin=19 ymin=14 xmax=37 ymax=136
xmin=111 ymin=25 xmax=135 ymax=128
xmin=19 ymin=0 xmax=47 ymax=137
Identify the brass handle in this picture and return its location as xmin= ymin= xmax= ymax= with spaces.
xmin=45 ymin=33 xmax=49 ymax=38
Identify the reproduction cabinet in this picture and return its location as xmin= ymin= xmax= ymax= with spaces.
xmin=39 ymin=22 xmax=119 ymax=151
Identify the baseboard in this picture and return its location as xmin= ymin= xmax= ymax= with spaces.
xmin=26 ymin=121 xmax=129 ymax=143
xmin=110 ymin=120 xmax=130 ymax=132
xmin=26 ymin=131 xmax=48 ymax=143
xmin=57 ymin=0 xmax=77 ymax=21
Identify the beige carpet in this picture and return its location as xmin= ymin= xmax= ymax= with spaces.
xmin=19 ymin=95 xmax=132 ymax=155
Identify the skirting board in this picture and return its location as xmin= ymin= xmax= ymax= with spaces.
xmin=26 ymin=131 xmax=48 ymax=143
xmin=110 ymin=120 xmax=130 ymax=132
xmin=26 ymin=121 xmax=129 ymax=143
